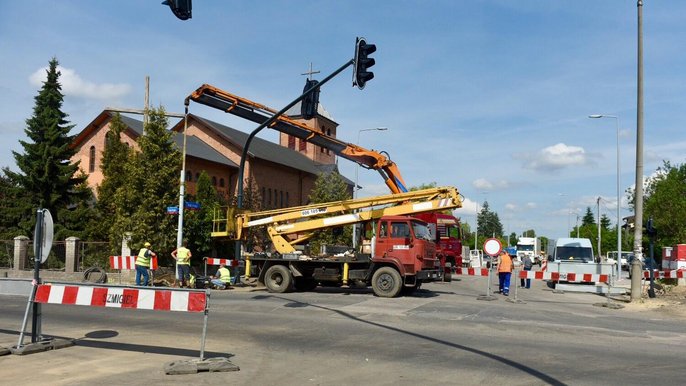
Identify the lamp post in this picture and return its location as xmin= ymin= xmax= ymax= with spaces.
xmin=352 ymin=127 xmax=387 ymax=249
xmin=589 ymin=114 xmax=621 ymax=278
xmin=353 ymin=127 xmax=388 ymax=198
xmin=474 ymin=201 xmax=479 ymax=251
xmin=558 ymin=193 xmax=568 ymax=236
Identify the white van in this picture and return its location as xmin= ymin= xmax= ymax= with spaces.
xmin=547 ymin=238 xmax=595 ymax=263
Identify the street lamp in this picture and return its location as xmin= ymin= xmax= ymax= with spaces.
xmin=352 ymin=127 xmax=387 ymax=249
xmin=353 ymin=127 xmax=388 ymax=198
xmin=589 ymin=114 xmax=621 ymax=278
xmin=558 ymin=193 xmax=568 ymax=236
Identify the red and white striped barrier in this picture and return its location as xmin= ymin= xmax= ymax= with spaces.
xmin=641 ymin=270 xmax=685 ymax=279
xmin=518 ymin=270 xmax=609 ymax=283
xmin=456 ymin=267 xmax=490 ymax=276
xmin=204 ymin=257 xmax=240 ymax=267
xmin=34 ymin=283 xmax=207 ymax=312
xmin=541 ymin=260 xmax=548 ymax=272
xmin=109 ymin=255 xmax=159 ymax=270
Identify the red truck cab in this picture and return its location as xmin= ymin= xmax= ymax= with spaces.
xmin=414 ymin=213 xmax=463 ymax=281
xmin=372 ymin=216 xmax=439 ymax=276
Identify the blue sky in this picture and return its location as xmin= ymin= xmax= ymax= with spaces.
xmin=1 ymin=1 xmax=685 ymax=239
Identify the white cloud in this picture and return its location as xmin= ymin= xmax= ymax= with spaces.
xmin=472 ymin=178 xmax=511 ymax=190
xmin=505 ymin=203 xmax=517 ymax=211
xmin=454 ymin=197 xmax=478 ymax=216
xmin=29 ymin=66 xmax=131 ymax=100
xmin=517 ymin=143 xmax=593 ymax=172
xmin=526 ymin=202 xmax=537 ymax=209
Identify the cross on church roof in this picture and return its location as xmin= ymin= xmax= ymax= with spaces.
xmin=301 ymin=62 xmax=320 ymax=80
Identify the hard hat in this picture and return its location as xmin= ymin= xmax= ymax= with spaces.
xmin=144 ymin=242 xmax=151 ymax=247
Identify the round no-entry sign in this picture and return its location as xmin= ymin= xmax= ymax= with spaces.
xmin=483 ymin=238 xmax=502 ymax=257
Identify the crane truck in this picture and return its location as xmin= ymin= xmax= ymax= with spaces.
xmin=211 ymin=186 xmax=463 ymax=297
xmin=185 ymin=84 xmax=464 ymax=277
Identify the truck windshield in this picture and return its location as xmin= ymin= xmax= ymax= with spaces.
xmin=517 ymin=245 xmax=534 ymax=251
xmin=556 ymin=246 xmax=593 ymax=262
xmin=412 ymin=221 xmax=432 ymax=240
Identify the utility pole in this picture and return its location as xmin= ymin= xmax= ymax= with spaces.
xmin=597 ymin=197 xmax=602 ymax=263
xmin=631 ymin=0 xmax=645 ymax=301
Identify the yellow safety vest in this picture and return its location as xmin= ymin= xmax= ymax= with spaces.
xmin=136 ymin=248 xmax=151 ymax=267
xmin=176 ymin=247 xmax=191 ymax=265
xmin=217 ymin=267 xmax=232 ymax=284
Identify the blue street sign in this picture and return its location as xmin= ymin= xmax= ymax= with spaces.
xmin=184 ymin=201 xmax=200 ymax=210
xmin=167 ymin=206 xmax=179 ymax=214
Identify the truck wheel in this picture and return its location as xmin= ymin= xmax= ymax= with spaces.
xmin=372 ymin=267 xmax=403 ymax=298
xmin=264 ymin=265 xmax=293 ymax=293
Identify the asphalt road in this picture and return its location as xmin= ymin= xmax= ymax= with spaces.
xmin=1 ymin=275 xmax=684 ymax=386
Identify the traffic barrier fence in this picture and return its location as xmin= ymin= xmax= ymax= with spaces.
xmin=640 ymin=269 xmax=685 ymax=279
xmin=109 ymin=256 xmax=159 ymax=284
xmin=18 ymin=282 xmax=211 ymax=359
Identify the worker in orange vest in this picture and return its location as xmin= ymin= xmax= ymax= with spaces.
xmin=497 ymin=250 xmax=514 ymax=296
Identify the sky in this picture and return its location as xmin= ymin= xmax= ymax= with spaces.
xmin=1 ymin=1 xmax=685 ymax=240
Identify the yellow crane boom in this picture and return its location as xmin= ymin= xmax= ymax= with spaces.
xmin=212 ymin=186 xmax=462 ymax=254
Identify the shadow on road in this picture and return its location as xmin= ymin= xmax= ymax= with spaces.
xmin=0 ymin=328 xmax=233 ymax=359
xmin=265 ymin=295 xmax=568 ymax=386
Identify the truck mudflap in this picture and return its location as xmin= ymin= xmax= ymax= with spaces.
xmin=416 ymin=269 xmax=441 ymax=282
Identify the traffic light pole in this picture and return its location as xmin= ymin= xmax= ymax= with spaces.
xmin=233 ymin=58 xmax=354 ymax=281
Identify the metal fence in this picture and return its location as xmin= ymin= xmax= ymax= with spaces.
xmin=78 ymin=241 xmax=112 ymax=272
xmin=0 ymin=240 xmax=13 ymax=269
xmin=28 ymin=241 xmax=66 ymax=271
xmin=0 ymin=239 xmax=113 ymax=272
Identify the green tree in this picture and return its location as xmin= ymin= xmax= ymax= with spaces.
xmin=581 ymin=207 xmax=595 ymax=226
xmin=184 ymin=170 xmax=229 ymax=258
xmin=477 ymin=201 xmax=503 ymax=239
xmin=643 ymin=161 xmax=686 ymax=249
xmin=461 ymin=222 xmax=473 ymax=249
xmin=600 ymin=214 xmax=612 ymax=231
xmin=109 ymin=107 xmax=181 ymax=259
xmin=522 ymin=229 xmax=536 ymax=237
xmin=91 ymin=114 xmax=133 ymax=244
xmin=227 ymin=178 xmax=268 ymax=255
xmin=4 ymin=58 xmax=89 ymax=236
xmin=508 ymin=232 xmax=518 ymax=246
xmin=409 ymin=182 xmax=437 ymax=191
xmin=0 ymin=174 xmax=25 ymax=239
xmin=307 ymin=171 xmax=352 ymax=254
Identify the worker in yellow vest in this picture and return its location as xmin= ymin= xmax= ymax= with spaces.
xmin=211 ymin=263 xmax=232 ymax=290
xmin=172 ymin=240 xmax=193 ymax=288
xmin=136 ymin=242 xmax=157 ymax=286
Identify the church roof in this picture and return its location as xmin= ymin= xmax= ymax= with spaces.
xmin=172 ymin=133 xmax=238 ymax=168
xmin=188 ymin=114 xmax=326 ymax=176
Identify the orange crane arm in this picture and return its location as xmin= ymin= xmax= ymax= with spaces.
xmin=186 ymin=84 xmax=408 ymax=194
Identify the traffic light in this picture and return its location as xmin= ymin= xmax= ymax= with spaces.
xmin=353 ymin=37 xmax=376 ymax=90
xmin=162 ymin=0 xmax=192 ymax=20
xmin=300 ymin=79 xmax=320 ymax=120
xmin=646 ymin=217 xmax=657 ymax=237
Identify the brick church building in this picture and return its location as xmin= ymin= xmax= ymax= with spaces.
xmin=70 ymin=102 xmax=353 ymax=209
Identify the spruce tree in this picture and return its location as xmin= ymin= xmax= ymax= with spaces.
xmin=4 ymin=58 xmax=88 ymax=236
xmin=110 ymin=107 xmax=181 ymax=257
